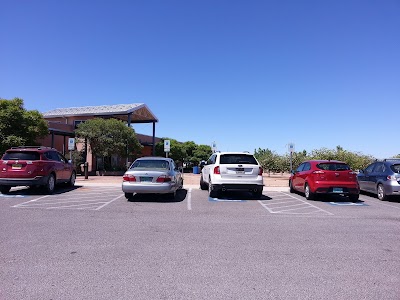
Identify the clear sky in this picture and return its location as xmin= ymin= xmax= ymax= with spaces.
xmin=1 ymin=0 xmax=399 ymax=159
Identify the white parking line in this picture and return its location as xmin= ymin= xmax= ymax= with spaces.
xmin=12 ymin=195 xmax=50 ymax=208
xmin=258 ymin=192 xmax=333 ymax=215
xmin=95 ymin=194 xmax=124 ymax=210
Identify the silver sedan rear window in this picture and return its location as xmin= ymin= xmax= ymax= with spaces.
xmin=130 ymin=160 xmax=169 ymax=170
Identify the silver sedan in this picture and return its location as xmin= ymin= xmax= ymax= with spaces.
xmin=122 ymin=157 xmax=183 ymax=200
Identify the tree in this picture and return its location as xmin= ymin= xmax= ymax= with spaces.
xmin=74 ymin=118 xmax=142 ymax=168
xmin=191 ymin=144 xmax=213 ymax=165
xmin=0 ymin=98 xmax=48 ymax=154
xmin=155 ymin=138 xmax=186 ymax=163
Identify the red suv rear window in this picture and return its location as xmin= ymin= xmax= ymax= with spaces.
xmin=317 ymin=163 xmax=350 ymax=171
xmin=2 ymin=151 xmax=41 ymax=160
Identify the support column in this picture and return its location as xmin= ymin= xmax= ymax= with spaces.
xmin=152 ymin=122 xmax=156 ymax=156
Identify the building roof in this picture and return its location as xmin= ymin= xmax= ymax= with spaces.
xmin=42 ymin=103 xmax=158 ymax=123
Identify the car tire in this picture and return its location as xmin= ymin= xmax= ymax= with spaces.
xmin=125 ymin=192 xmax=133 ymax=200
xmin=0 ymin=186 xmax=11 ymax=194
xmin=208 ymin=178 xmax=219 ymax=198
xmin=200 ymin=175 xmax=208 ymax=190
xmin=289 ymin=180 xmax=295 ymax=193
xmin=304 ymin=183 xmax=315 ymax=200
xmin=349 ymin=194 xmax=359 ymax=202
xmin=178 ymin=178 xmax=184 ymax=189
xmin=377 ymin=184 xmax=387 ymax=201
xmin=43 ymin=174 xmax=56 ymax=194
xmin=68 ymin=171 xmax=76 ymax=187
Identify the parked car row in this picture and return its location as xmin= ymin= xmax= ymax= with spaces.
xmin=1 ymin=146 xmax=399 ymax=203
xmin=289 ymin=159 xmax=400 ymax=201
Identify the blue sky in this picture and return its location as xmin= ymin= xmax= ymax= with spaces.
xmin=1 ymin=0 xmax=399 ymax=159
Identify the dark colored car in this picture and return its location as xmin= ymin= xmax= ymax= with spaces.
xmin=357 ymin=159 xmax=400 ymax=201
xmin=289 ymin=160 xmax=359 ymax=201
xmin=0 ymin=146 xmax=76 ymax=194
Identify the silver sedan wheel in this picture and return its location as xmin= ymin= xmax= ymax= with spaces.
xmin=377 ymin=184 xmax=386 ymax=201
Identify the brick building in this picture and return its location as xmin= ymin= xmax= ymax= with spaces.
xmin=37 ymin=103 xmax=160 ymax=172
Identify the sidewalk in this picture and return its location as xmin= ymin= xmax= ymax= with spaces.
xmin=75 ymin=173 xmax=290 ymax=192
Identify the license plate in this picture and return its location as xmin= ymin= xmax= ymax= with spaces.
xmin=333 ymin=188 xmax=343 ymax=193
xmin=12 ymin=164 xmax=22 ymax=169
xmin=140 ymin=176 xmax=153 ymax=182
xmin=236 ymin=168 xmax=244 ymax=174
xmin=236 ymin=171 xmax=244 ymax=174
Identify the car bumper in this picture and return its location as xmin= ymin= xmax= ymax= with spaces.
xmin=382 ymin=182 xmax=400 ymax=196
xmin=122 ymin=182 xmax=176 ymax=194
xmin=312 ymin=184 xmax=359 ymax=195
xmin=211 ymin=183 xmax=264 ymax=193
xmin=0 ymin=176 xmax=48 ymax=187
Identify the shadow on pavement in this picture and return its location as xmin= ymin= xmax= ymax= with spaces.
xmin=127 ymin=189 xmax=187 ymax=203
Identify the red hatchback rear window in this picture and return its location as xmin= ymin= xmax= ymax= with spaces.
xmin=2 ymin=151 xmax=41 ymax=161
xmin=317 ymin=163 xmax=350 ymax=171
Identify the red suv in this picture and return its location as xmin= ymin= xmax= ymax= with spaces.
xmin=289 ymin=160 xmax=359 ymax=201
xmin=0 ymin=146 xmax=76 ymax=194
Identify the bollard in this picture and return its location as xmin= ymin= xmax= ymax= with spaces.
xmin=84 ymin=161 xmax=89 ymax=179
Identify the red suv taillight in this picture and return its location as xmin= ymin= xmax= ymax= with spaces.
xmin=213 ymin=166 xmax=220 ymax=174
xmin=123 ymin=174 xmax=136 ymax=182
xmin=156 ymin=175 xmax=172 ymax=182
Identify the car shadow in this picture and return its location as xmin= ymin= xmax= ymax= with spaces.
xmin=360 ymin=190 xmax=400 ymax=203
xmin=127 ymin=189 xmax=187 ymax=203
xmin=289 ymin=190 xmax=364 ymax=203
xmin=5 ymin=185 xmax=82 ymax=196
xmin=214 ymin=191 xmax=272 ymax=201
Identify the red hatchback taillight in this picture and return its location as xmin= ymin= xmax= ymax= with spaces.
xmin=258 ymin=167 xmax=263 ymax=176
xmin=213 ymin=166 xmax=220 ymax=174
xmin=156 ymin=175 xmax=172 ymax=182
xmin=123 ymin=174 xmax=136 ymax=182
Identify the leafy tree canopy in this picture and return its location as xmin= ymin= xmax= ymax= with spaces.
xmin=74 ymin=118 xmax=142 ymax=158
xmin=255 ymin=146 xmax=375 ymax=173
xmin=155 ymin=139 xmax=212 ymax=166
xmin=0 ymin=98 xmax=48 ymax=154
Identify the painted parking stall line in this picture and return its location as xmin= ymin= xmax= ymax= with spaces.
xmin=258 ymin=191 xmax=333 ymax=215
xmin=12 ymin=187 xmax=123 ymax=210
xmin=328 ymin=202 xmax=368 ymax=206
xmin=209 ymin=197 xmax=247 ymax=203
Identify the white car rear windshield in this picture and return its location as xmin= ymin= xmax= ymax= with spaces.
xmin=131 ymin=160 xmax=169 ymax=170
xmin=220 ymin=154 xmax=257 ymax=165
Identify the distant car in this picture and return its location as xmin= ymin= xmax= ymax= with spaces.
xmin=200 ymin=151 xmax=264 ymax=198
xmin=0 ymin=146 xmax=76 ymax=194
xmin=289 ymin=160 xmax=359 ymax=201
xmin=122 ymin=157 xmax=183 ymax=200
xmin=357 ymin=159 xmax=400 ymax=201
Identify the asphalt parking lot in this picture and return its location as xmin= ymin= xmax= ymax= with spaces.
xmin=1 ymin=183 xmax=400 ymax=300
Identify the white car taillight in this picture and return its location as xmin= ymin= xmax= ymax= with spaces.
xmin=214 ymin=166 xmax=220 ymax=174
xmin=258 ymin=167 xmax=263 ymax=176
xmin=387 ymin=175 xmax=397 ymax=181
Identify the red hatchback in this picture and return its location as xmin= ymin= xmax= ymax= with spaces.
xmin=289 ymin=160 xmax=359 ymax=201
xmin=0 ymin=146 xmax=76 ymax=194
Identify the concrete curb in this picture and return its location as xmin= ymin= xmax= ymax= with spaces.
xmin=75 ymin=180 xmax=289 ymax=192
